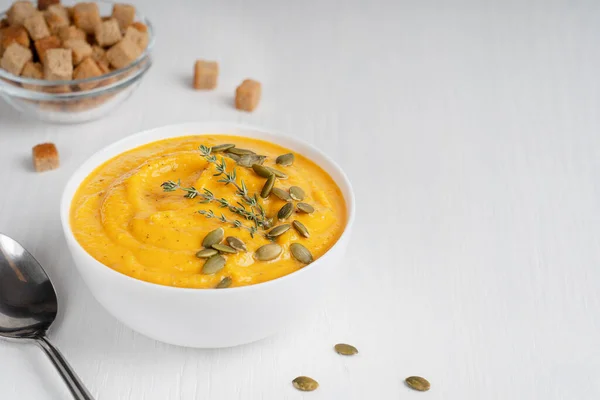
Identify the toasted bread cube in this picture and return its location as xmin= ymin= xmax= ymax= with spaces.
xmin=91 ymin=45 xmax=109 ymax=69
xmin=123 ymin=25 xmax=147 ymax=50
xmin=34 ymin=35 xmax=60 ymax=63
xmin=73 ymin=56 xmax=102 ymax=90
xmin=44 ymin=8 xmax=69 ymax=34
xmin=235 ymin=79 xmax=261 ymax=112
xmin=37 ymin=0 xmax=59 ymax=11
xmin=57 ymin=25 xmax=86 ymax=42
xmin=131 ymin=21 xmax=147 ymax=33
xmin=193 ymin=60 xmax=218 ymax=90
xmin=63 ymin=38 xmax=92 ymax=65
xmin=32 ymin=143 xmax=59 ymax=172
xmin=0 ymin=26 xmax=30 ymax=55
xmin=43 ymin=48 xmax=71 ymax=80
xmin=46 ymin=4 xmax=69 ymax=21
xmin=7 ymin=1 xmax=37 ymax=27
xmin=21 ymin=60 xmax=42 ymax=89
xmin=0 ymin=43 xmax=32 ymax=75
xmin=106 ymin=38 xmax=141 ymax=69
xmin=24 ymin=12 xmax=50 ymax=40
xmin=72 ymin=3 xmax=101 ymax=34
xmin=95 ymin=18 xmax=122 ymax=47
xmin=111 ymin=4 xmax=135 ymax=31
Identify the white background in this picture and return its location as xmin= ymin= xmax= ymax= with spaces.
xmin=1 ymin=0 xmax=599 ymax=398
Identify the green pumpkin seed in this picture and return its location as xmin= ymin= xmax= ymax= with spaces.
xmin=202 ymin=227 xmax=224 ymax=247
xmin=196 ymin=248 xmax=218 ymax=258
xmin=267 ymin=224 xmax=291 ymax=238
xmin=267 ymin=167 xmax=288 ymax=179
xmin=290 ymin=243 xmax=313 ymax=264
xmin=261 ymin=174 xmax=275 ymax=198
xmin=277 ymin=203 xmax=294 ymax=220
xmin=202 ymin=255 xmax=226 ymax=274
xmin=212 ymin=243 xmax=237 ymax=254
xmin=255 ymin=243 xmax=282 ymax=261
xmin=227 ymin=147 xmax=255 ymax=156
xmin=262 ymin=218 xmax=274 ymax=229
xmin=289 ymin=186 xmax=305 ymax=201
xmin=405 ymin=376 xmax=430 ymax=392
xmin=276 ymin=153 xmax=294 ymax=166
xmin=292 ymin=220 xmax=310 ymax=238
xmin=238 ymin=154 xmax=266 ymax=167
xmin=272 ymin=187 xmax=292 ymax=202
xmin=252 ymin=164 xmax=274 ymax=178
xmin=292 ymin=376 xmax=318 ymax=392
xmin=225 ymin=153 xmax=240 ymax=162
xmin=216 ymin=277 xmax=232 ymax=288
xmin=297 ymin=202 xmax=315 ymax=214
xmin=334 ymin=343 xmax=358 ymax=356
xmin=211 ymin=143 xmax=235 ymax=152
xmin=226 ymin=236 xmax=247 ymax=251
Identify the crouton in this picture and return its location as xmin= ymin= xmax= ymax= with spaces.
xmin=123 ymin=25 xmax=147 ymax=50
xmin=23 ymin=12 xmax=50 ymax=40
xmin=111 ymin=4 xmax=135 ymax=31
xmin=105 ymin=37 xmax=141 ymax=69
xmin=43 ymin=47 xmax=72 ymax=80
xmin=130 ymin=21 xmax=147 ymax=33
xmin=95 ymin=18 xmax=121 ymax=47
xmin=44 ymin=8 xmax=69 ymax=34
xmin=7 ymin=1 xmax=37 ymax=27
xmin=63 ymin=38 xmax=92 ymax=65
xmin=37 ymin=0 xmax=59 ymax=11
xmin=57 ymin=25 xmax=86 ymax=41
xmin=46 ymin=4 xmax=69 ymax=21
xmin=91 ymin=44 xmax=109 ymax=69
xmin=235 ymin=79 xmax=261 ymax=112
xmin=0 ymin=26 xmax=30 ymax=55
xmin=72 ymin=3 xmax=101 ymax=34
xmin=21 ymin=60 xmax=42 ymax=89
xmin=32 ymin=143 xmax=59 ymax=172
xmin=34 ymin=35 xmax=60 ymax=62
xmin=193 ymin=60 xmax=218 ymax=90
xmin=73 ymin=56 xmax=102 ymax=90
xmin=0 ymin=43 xmax=32 ymax=75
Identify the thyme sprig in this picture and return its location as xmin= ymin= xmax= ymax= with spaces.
xmin=198 ymin=210 xmax=258 ymax=237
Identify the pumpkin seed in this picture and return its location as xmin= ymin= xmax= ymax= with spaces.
xmin=196 ymin=248 xmax=218 ymax=258
xmin=289 ymin=186 xmax=305 ymax=201
xmin=252 ymin=164 xmax=274 ymax=178
xmin=212 ymin=243 xmax=237 ymax=254
xmin=226 ymin=236 xmax=247 ymax=252
xmin=202 ymin=255 xmax=226 ymax=274
xmin=237 ymin=154 xmax=266 ymax=167
xmin=405 ymin=376 xmax=430 ymax=392
xmin=260 ymin=175 xmax=275 ymax=198
xmin=290 ymin=243 xmax=313 ymax=264
xmin=292 ymin=376 xmax=318 ymax=392
xmin=276 ymin=153 xmax=294 ymax=166
xmin=211 ymin=143 xmax=235 ymax=152
xmin=227 ymin=147 xmax=255 ymax=156
xmin=262 ymin=218 xmax=274 ymax=229
xmin=255 ymin=243 xmax=282 ymax=261
xmin=202 ymin=228 xmax=224 ymax=247
xmin=267 ymin=224 xmax=291 ymax=238
xmin=334 ymin=343 xmax=358 ymax=356
xmin=297 ymin=202 xmax=315 ymax=214
xmin=215 ymin=277 xmax=232 ymax=288
xmin=277 ymin=203 xmax=294 ymax=220
xmin=225 ymin=153 xmax=240 ymax=162
xmin=292 ymin=220 xmax=310 ymax=238
xmin=267 ymin=167 xmax=288 ymax=179
xmin=272 ymin=187 xmax=292 ymax=202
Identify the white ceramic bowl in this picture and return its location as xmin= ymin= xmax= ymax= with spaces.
xmin=60 ymin=122 xmax=355 ymax=348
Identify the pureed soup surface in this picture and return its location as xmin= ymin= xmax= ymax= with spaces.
xmin=70 ymin=135 xmax=347 ymax=288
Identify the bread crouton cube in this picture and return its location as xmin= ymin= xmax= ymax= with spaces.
xmin=43 ymin=48 xmax=72 ymax=80
xmin=46 ymin=4 xmax=69 ymax=21
xmin=235 ymin=79 xmax=261 ymax=112
xmin=34 ymin=35 xmax=60 ymax=63
xmin=193 ymin=60 xmax=218 ymax=90
xmin=44 ymin=9 xmax=69 ymax=34
xmin=63 ymin=38 xmax=92 ymax=65
xmin=73 ymin=57 xmax=102 ymax=90
xmin=37 ymin=0 xmax=59 ymax=11
xmin=123 ymin=25 xmax=147 ymax=50
xmin=24 ymin=12 xmax=50 ymax=40
xmin=7 ymin=1 xmax=37 ymax=27
xmin=0 ymin=26 xmax=30 ymax=55
xmin=0 ymin=43 xmax=32 ymax=75
xmin=106 ymin=38 xmax=141 ymax=69
xmin=111 ymin=4 xmax=135 ymax=31
xmin=57 ymin=25 xmax=86 ymax=42
xmin=91 ymin=45 xmax=109 ymax=69
xmin=131 ymin=21 xmax=147 ymax=33
xmin=95 ymin=18 xmax=122 ymax=47
xmin=72 ymin=3 xmax=101 ymax=34
xmin=32 ymin=143 xmax=59 ymax=172
xmin=21 ymin=60 xmax=42 ymax=89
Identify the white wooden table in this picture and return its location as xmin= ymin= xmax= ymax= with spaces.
xmin=1 ymin=0 xmax=599 ymax=398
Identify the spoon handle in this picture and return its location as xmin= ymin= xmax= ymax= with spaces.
xmin=35 ymin=336 xmax=94 ymax=400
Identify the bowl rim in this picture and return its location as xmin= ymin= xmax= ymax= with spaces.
xmin=0 ymin=0 xmax=155 ymax=93
xmin=60 ymin=122 xmax=356 ymax=294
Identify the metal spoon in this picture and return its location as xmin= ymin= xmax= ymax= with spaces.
xmin=0 ymin=233 xmax=93 ymax=399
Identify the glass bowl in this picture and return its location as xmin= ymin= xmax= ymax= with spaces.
xmin=0 ymin=0 xmax=154 ymax=124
